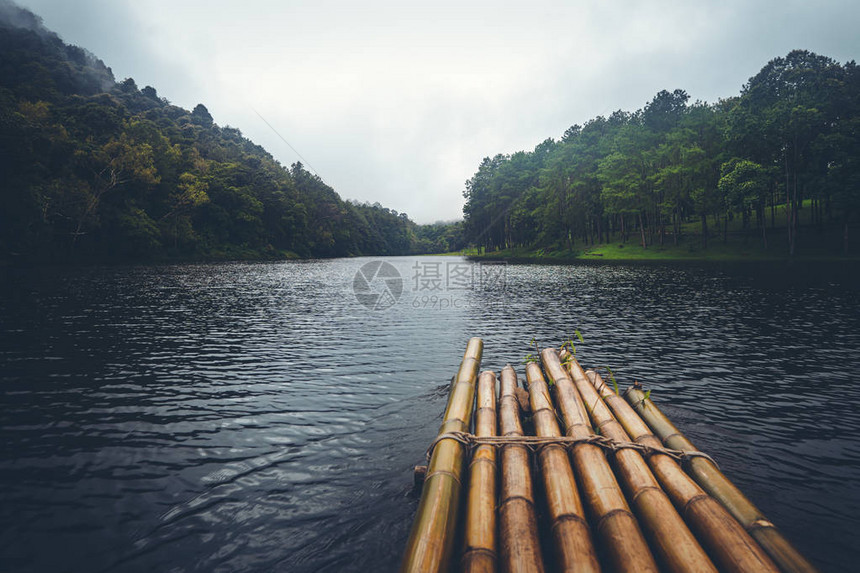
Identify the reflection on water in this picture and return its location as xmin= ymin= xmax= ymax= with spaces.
xmin=1 ymin=258 xmax=858 ymax=572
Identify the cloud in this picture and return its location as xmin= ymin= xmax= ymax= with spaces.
xmin=14 ymin=0 xmax=860 ymax=223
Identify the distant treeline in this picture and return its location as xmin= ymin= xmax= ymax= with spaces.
xmin=463 ymin=50 xmax=860 ymax=255
xmin=0 ymin=2 xmax=465 ymax=263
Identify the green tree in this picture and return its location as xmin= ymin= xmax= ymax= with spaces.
xmin=719 ymin=158 xmax=770 ymax=247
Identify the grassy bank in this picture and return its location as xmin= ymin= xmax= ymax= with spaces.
xmin=457 ymin=200 xmax=860 ymax=263
xmin=461 ymin=227 xmax=860 ymax=264
xmin=464 ymin=243 xmax=851 ymax=263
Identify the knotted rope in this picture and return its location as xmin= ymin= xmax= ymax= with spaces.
xmin=425 ymin=430 xmax=719 ymax=469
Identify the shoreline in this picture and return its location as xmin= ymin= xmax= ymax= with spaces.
xmin=455 ymin=242 xmax=860 ymax=265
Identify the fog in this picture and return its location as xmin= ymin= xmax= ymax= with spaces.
xmin=15 ymin=0 xmax=860 ymax=222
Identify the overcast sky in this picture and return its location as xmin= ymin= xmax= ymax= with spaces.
xmin=13 ymin=0 xmax=860 ymax=223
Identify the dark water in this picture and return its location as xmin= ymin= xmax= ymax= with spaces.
xmin=1 ymin=257 xmax=859 ymax=572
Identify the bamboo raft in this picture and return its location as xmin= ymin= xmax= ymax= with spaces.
xmin=401 ymin=337 xmax=817 ymax=573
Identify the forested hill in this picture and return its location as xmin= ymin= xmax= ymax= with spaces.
xmin=0 ymin=2 xmax=464 ymax=263
xmin=462 ymin=51 xmax=860 ymax=257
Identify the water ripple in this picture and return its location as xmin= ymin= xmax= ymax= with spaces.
xmin=1 ymin=258 xmax=858 ymax=572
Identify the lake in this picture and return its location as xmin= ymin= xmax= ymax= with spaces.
xmin=1 ymin=256 xmax=858 ymax=572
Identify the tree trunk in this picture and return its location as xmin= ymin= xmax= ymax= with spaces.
xmin=673 ymin=211 xmax=680 ymax=246
xmin=770 ymin=183 xmax=776 ymax=228
xmin=812 ymin=196 xmax=818 ymax=227
xmin=701 ymin=214 xmax=708 ymax=249
xmin=638 ymin=212 xmax=646 ymax=248
xmin=659 ymin=212 xmax=664 ymax=247
xmin=647 ymin=210 xmax=654 ymax=246
xmin=789 ymin=173 xmax=798 ymax=257
xmin=785 ymin=151 xmax=792 ymax=254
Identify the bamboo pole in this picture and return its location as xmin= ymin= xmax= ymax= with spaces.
xmin=524 ymin=362 xmax=601 ymax=573
xmin=540 ymin=349 xmax=658 ymax=573
xmin=462 ymin=370 xmax=499 ymax=573
xmin=625 ymin=386 xmax=819 ymax=573
xmin=498 ymin=365 xmax=545 ymax=573
xmin=586 ymin=370 xmax=780 ymax=573
xmin=401 ymin=337 xmax=483 ymax=573
xmin=557 ymin=351 xmax=718 ymax=573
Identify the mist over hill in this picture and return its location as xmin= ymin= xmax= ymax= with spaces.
xmin=0 ymin=0 xmax=464 ymax=263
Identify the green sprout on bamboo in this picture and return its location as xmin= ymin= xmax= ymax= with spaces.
xmin=522 ymin=337 xmax=541 ymax=365
xmin=596 ymin=365 xmax=619 ymax=395
xmin=637 ymin=387 xmax=652 ymax=408
xmin=560 ymin=329 xmax=584 ymax=356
